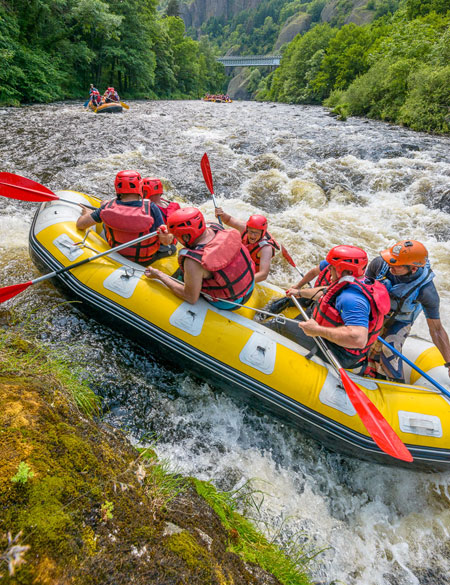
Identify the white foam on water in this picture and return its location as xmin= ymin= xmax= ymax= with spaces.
xmin=2 ymin=101 xmax=450 ymax=585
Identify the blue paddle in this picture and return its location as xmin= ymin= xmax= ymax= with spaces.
xmin=378 ymin=336 xmax=450 ymax=399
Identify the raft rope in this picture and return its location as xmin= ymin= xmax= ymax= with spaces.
xmin=71 ymin=239 xmax=300 ymax=323
xmin=200 ymin=292 xmax=302 ymax=324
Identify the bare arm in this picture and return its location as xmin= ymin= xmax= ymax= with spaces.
xmin=286 ymin=266 xmax=320 ymax=296
xmin=145 ymin=257 xmax=204 ymax=304
xmin=76 ymin=205 xmax=97 ymax=230
xmin=427 ymin=318 xmax=450 ymax=377
xmin=254 ymin=245 xmax=272 ymax=283
xmin=215 ymin=207 xmax=246 ymax=234
xmin=298 ymin=320 xmax=369 ymax=349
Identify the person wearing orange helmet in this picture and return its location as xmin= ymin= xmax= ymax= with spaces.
xmin=214 ymin=207 xmax=280 ymax=283
xmin=76 ymin=170 xmax=175 ymax=265
xmin=265 ymin=245 xmax=391 ymax=372
xmin=141 ymin=177 xmax=181 ymax=222
xmin=366 ymin=240 xmax=450 ymax=382
xmin=144 ymin=207 xmax=255 ymax=309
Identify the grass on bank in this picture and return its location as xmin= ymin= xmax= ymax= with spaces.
xmin=0 ymin=312 xmax=99 ymax=416
xmin=193 ymin=478 xmax=318 ymax=585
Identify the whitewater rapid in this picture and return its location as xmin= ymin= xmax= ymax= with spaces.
xmin=1 ymin=100 xmax=449 ymax=585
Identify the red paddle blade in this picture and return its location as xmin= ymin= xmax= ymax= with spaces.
xmin=200 ymin=153 xmax=214 ymax=195
xmin=340 ymin=369 xmax=413 ymax=462
xmin=281 ymin=245 xmax=296 ymax=268
xmin=0 ymin=172 xmax=58 ymax=202
xmin=0 ymin=281 xmax=33 ymax=303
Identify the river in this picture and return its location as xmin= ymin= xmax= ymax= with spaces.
xmin=1 ymin=100 xmax=449 ymax=585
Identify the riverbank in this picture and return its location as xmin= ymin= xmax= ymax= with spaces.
xmin=0 ymin=310 xmax=314 ymax=585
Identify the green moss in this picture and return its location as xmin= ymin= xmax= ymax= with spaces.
xmin=0 ymin=311 xmax=316 ymax=585
xmin=167 ymin=530 xmax=211 ymax=569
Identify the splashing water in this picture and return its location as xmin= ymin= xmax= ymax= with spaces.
xmin=1 ymin=101 xmax=449 ymax=585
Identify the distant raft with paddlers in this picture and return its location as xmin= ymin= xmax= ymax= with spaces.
xmin=28 ymin=190 xmax=450 ymax=471
xmin=202 ymin=95 xmax=232 ymax=103
xmin=88 ymin=101 xmax=123 ymax=114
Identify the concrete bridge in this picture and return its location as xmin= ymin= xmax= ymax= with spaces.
xmin=217 ymin=55 xmax=282 ymax=67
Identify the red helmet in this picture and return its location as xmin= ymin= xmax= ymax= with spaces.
xmin=114 ymin=170 xmax=142 ymax=195
xmin=246 ymin=214 xmax=267 ymax=238
xmin=380 ymin=240 xmax=427 ymax=267
xmin=167 ymin=207 xmax=206 ymax=247
xmin=142 ymin=177 xmax=163 ymax=198
xmin=326 ymin=245 xmax=368 ymax=278
xmin=107 ymin=87 xmax=114 ymax=92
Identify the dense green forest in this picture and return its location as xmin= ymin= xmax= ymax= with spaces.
xmin=0 ymin=0 xmax=226 ymax=105
xmin=183 ymin=0 xmax=449 ymax=134
xmin=256 ymin=0 xmax=450 ymax=133
xmin=1 ymin=0 xmax=449 ymax=133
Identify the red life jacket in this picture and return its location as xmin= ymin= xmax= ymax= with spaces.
xmin=157 ymin=200 xmax=181 ymax=223
xmin=179 ymin=224 xmax=255 ymax=301
xmin=241 ymin=230 xmax=280 ymax=271
xmin=315 ymin=264 xmax=332 ymax=286
xmin=100 ymin=199 xmax=160 ymax=264
xmin=312 ymin=277 xmax=391 ymax=362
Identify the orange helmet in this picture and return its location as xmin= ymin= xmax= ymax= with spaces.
xmin=380 ymin=240 xmax=427 ymax=267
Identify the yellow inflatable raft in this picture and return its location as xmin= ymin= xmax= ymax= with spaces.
xmin=29 ymin=191 xmax=450 ymax=470
xmin=89 ymin=101 xmax=123 ymax=114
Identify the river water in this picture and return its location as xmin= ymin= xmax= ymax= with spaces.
xmin=1 ymin=101 xmax=449 ymax=585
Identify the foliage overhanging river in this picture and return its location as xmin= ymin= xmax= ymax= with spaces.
xmin=1 ymin=100 xmax=449 ymax=585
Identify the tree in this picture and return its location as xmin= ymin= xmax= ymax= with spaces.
xmin=166 ymin=0 xmax=180 ymax=17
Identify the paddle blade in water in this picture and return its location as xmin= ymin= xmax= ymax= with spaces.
xmin=0 ymin=172 xmax=58 ymax=202
xmin=340 ymin=368 xmax=413 ymax=462
xmin=0 ymin=282 xmax=33 ymax=303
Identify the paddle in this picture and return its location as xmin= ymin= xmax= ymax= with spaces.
xmin=200 ymin=153 xmax=223 ymax=226
xmin=0 ymin=231 xmax=158 ymax=304
xmin=0 ymin=173 xmax=96 ymax=209
xmin=120 ymin=101 xmax=129 ymax=110
xmin=378 ymin=336 xmax=450 ymax=399
xmin=280 ymin=245 xmax=307 ymax=280
xmin=289 ymin=295 xmax=413 ymax=462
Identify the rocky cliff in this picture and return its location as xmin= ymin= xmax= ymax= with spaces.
xmin=180 ymin=0 xmax=263 ymax=29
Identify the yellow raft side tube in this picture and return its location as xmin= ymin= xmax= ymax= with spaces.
xmin=29 ymin=191 xmax=450 ymax=468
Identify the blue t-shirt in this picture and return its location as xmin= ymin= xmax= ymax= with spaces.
xmin=91 ymin=199 xmax=164 ymax=229
xmin=335 ymin=287 xmax=370 ymax=328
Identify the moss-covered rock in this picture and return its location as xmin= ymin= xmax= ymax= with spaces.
xmin=0 ymin=322 xmax=313 ymax=585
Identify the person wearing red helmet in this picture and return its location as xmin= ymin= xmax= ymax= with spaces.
xmin=265 ymin=245 xmax=390 ymax=372
xmin=90 ymin=89 xmax=102 ymax=107
xmin=144 ymin=207 xmax=255 ymax=309
xmin=141 ymin=177 xmax=181 ymax=222
xmin=76 ymin=170 xmax=175 ymax=265
xmin=103 ymin=86 xmax=120 ymax=103
xmin=214 ymin=207 xmax=280 ymax=283
xmin=366 ymin=240 xmax=450 ymax=382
